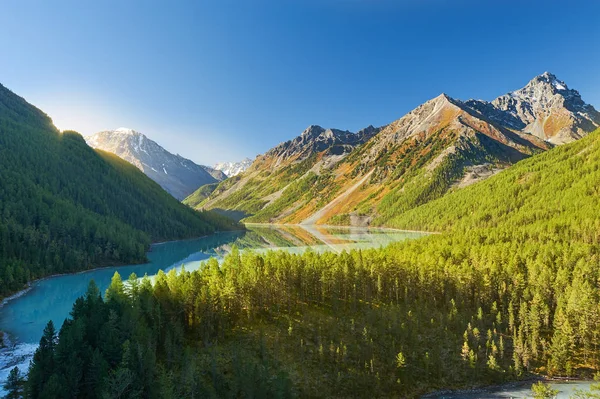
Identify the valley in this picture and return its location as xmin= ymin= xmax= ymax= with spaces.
xmin=0 ymin=84 xmax=242 ymax=299
xmin=1 ymin=68 xmax=600 ymax=398
xmin=2 ymin=4 xmax=600 ymax=396
xmin=2 ymin=72 xmax=598 ymax=397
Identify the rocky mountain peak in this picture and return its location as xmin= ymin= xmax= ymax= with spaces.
xmin=301 ymin=125 xmax=325 ymax=137
xmin=529 ymin=72 xmax=568 ymax=91
xmin=503 ymin=71 xmax=573 ymax=106
xmin=462 ymin=73 xmax=600 ymax=143
xmin=436 ymin=93 xmax=454 ymax=102
xmin=262 ymin=123 xmax=379 ymax=168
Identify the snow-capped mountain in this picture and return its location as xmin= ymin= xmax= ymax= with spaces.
xmin=213 ymin=158 xmax=253 ymax=177
xmin=86 ymin=128 xmax=225 ymax=200
xmin=465 ymin=72 xmax=600 ymax=143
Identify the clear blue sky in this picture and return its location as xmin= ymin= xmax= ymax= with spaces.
xmin=1 ymin=0 xmax=599 ymax=165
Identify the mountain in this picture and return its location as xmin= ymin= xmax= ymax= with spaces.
xmin=189 ymin=73 xmax=598 ymax=225
xmin=260 ymin=124 xmax=380 ymax=167
xmin=86 ymin=129 xmax=225 ymax=200
xmin=183 ymin=124 xmax=382 ymax=215
xmin=465 ymin=72 xmax=600 ymax=143
xmin=213 ymin=158 xmax=253 ymax=177
xmin=320 ymin=93 xmax=549 ymax=225
xmin=0 ymin=83 xmax=239 ymax=297
xmin=389 ymin=126 xmax=600 ymax=232
xmin=201 ymin=165 xmax=228 ymax=181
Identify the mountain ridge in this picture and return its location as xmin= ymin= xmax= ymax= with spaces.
xmin=188 ymin=72 xmax=598 ymax=225
xmin=185 ymin=123 xmax=382 ymax=217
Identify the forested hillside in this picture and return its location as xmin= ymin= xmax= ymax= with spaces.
xmin=21 ymin=128 xmax=600 ymax=398
xmin=0 ymin=83 xmax=240 ymax=297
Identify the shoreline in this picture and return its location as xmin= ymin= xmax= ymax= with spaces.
xmin=0 ymin=231 xmax=247 ymax=309
xmin=0 ymin=260 xmax=148 ymax=310
xmin=0 ymin=224 xmax=419 ymax=310
xmin=150 ymin=228 xmax=246 ymax=246
xmin=244 ymin=222 xmax=439 ymax=235
xmin=0 ymin=231 xmax=241 ymax=347
xmin=421 ymin=375 xmax=593 ymax=398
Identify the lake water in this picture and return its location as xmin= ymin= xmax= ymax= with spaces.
xmin=0 ymin=224 xmax=425 ymax=389
xmin=424 ymin=380 xmax=595 ymax=398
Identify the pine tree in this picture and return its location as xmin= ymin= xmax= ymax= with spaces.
xmin=28 ymin=320 xmax=57 ymax=397
xmin=105 ymin=272 xmax=126 ymax=304
xmin=4 ymin=367 xmax=24 ymax=399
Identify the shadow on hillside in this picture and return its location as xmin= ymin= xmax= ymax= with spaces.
xmin=211 ymin=208 xmax=250 ymax=222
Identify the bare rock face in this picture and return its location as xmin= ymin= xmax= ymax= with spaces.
xmin=201 ymin=166 xmax=228 ymax=181
xmin=359 ymin=93 xmax=547 ymax=170
xmin=260 ymin=124 xmax=382 ymax=168
xmin=465 ymin=72 xmax=600 ymax=144
xmin=86 ymin=128 xmax=223 ymax=200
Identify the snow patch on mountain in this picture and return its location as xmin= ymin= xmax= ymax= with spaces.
xmin=213 ymin=158 xmax=253 ymax=177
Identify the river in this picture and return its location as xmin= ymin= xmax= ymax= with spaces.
xmin=423 ymin=380 xmax=595 ymax=398
xmin=0 ymin=224 xmax=425 ymax=391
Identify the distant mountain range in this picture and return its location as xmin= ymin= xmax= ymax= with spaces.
xmin=213 ymin=158 xmax=253 ymax=177
xmin=187 ymin=72 xmax=600 ymax=225
xmin=86 ymin=129 xmax=226 ymax=200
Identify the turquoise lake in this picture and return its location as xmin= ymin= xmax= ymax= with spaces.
xmin=0 ymin=224 xmax=425 ymax=388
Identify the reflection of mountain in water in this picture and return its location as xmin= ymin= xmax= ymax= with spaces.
xmin=230 ymin=225 xmax=427 ymax=255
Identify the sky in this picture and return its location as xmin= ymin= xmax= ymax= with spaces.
xmin=0 ymin=0 xmax=599 ymax=165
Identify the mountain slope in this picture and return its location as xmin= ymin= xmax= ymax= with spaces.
xmin=86 ymin=129 xmax=225 ymax=200
xmin=213 ymin=158 xmax=253 ymax=177
xmin=341 ymin=93 xmax=548 ymax=226
xmin=191 ymin=73 xmax=597 ymax=225
xmin=184 ymin=125 xmax=381 ymax=216
xmin=389 ymin=127 xmax=600 ymax=233
xmin=201 ymin=165 xmax=228 ymax=181
xmin=0 ymin=83 xmax=239 ymax=297
xmin=380 ymin=127 xmax=600 ymax=377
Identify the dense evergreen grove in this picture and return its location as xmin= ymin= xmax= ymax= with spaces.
xmin=0 ymin=84 xmax=240 ymax=297
xmin=21 ymin=233 xmax=592 ymax=398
